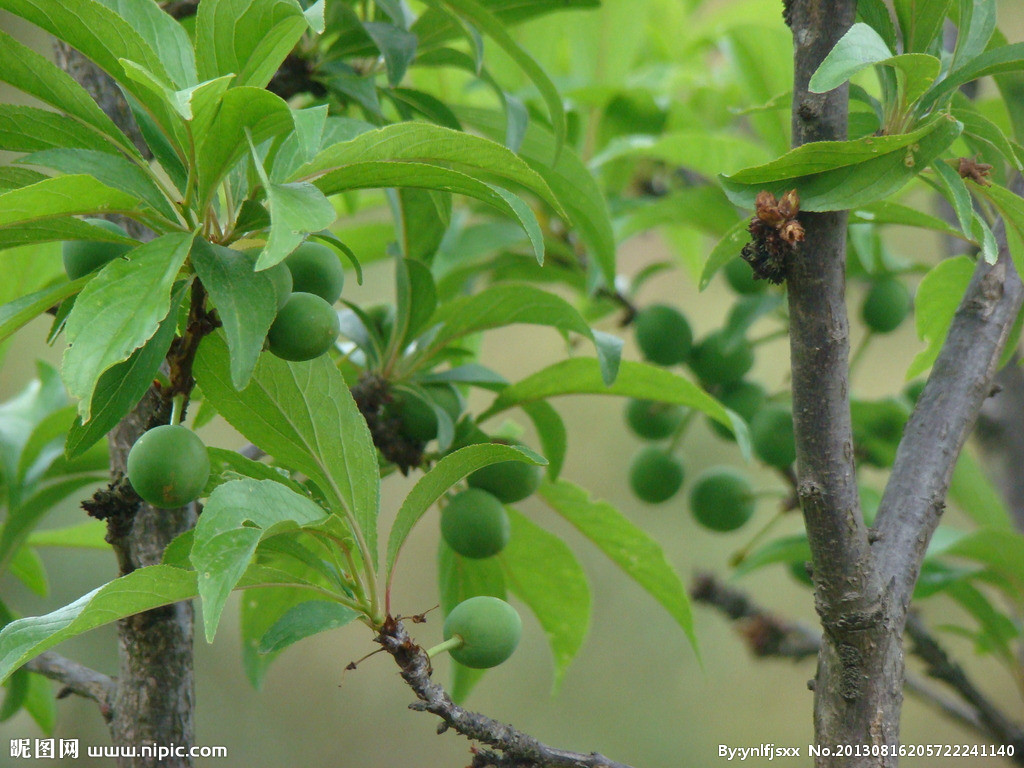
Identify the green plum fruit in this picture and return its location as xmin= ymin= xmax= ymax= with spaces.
xmin=467 ymin=446 xmax=543 ymax=503
xmin=750 ymin=405 xmax=796 ymax=468
xmin=267 ymin=292 xmax=341 ymax=361
xmin=284 ymin=241 xmax=345 ymax=304
xmin=441 ymin=489 xmax=510 ymax=559
xmin=628 ymin=447 xmax=684 ymax=504
xmin=689 ymin=467 xmax=755 ymax=532
xmin=724 ymin=257 xmax=766 ymax=295
xmin=861 ymin=276 xmax=911 ymax=333
xmin=633 ymin=305 xmax=693 ymax=366
xmin=689 ymin=331 xmax=754 ymax=386
xmin=624 ymin=399 xmax=687 ymax=441
xmin=127 ymin=424 xmax=210 ymax=509
xmin=443 ymin=596 xmax=522 ymax=669
xmin=708 ymin=380 xmax=767 ymax=441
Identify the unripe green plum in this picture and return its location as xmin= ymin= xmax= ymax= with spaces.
xmin=441 ymin=489 xmax=510 ymax=559
xmin=861 ymin=276 xmax=911 ymax=333
xmin=624 ymin=398 xmax=687 ymax=441
xmin=62 ymin=219 xmax=132 ymax=279
xmin=267 ymin=292 xmax=340 ymax=361
xmin=284 ymin=241 xmax=345 ymax=304
xmin=708 ymin=380 xmax=767 ymax=441
xmin=126 ymin=424 xmax=210 ymax=509
xmin=690 ymin=331 xmax=754 ymax=386
xmin=633 ymin=305 xmax=693 ymax=366
xmin=788 ymin=560 xmax=813 ymax=586
xmin=443 ymin=596 xmax=522 ymax=669
xmin=903 ymin=379 xmax=926 ymax=405
xmin=689 ymin=467 xmax=754 ymax=532
xmin=723 ymin=257 xmax=767 ymax=295
xmin=467 ymin=445 xmax=543 ymax=503
xmin=266 ymin=262 xmax=293 ymax=311
xmin=628 ymin=447 xmax=684 ymax=504
xmin=750 ymin=405 xmax=796 ymax=468
xmin=397 ymin=384 xmax=462 ymax=443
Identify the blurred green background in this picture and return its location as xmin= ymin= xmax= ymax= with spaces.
xmin=3 ymin=2 xmax=1024 ymax=766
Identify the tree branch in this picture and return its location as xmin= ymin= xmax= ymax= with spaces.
xmin=873 ymin=194 xmax=1024 ymax=609
xmin=25 ymin=652 xmax=116 ymax=722
xmin=690 ymin=573 xmax=1023 ymax=759
xmin=375 ymin=617 xmax=634 ymax=768
xmin=905 ymin=613 xmax=1024 ymax=755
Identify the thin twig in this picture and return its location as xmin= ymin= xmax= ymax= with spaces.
xmin=691 ymin=572 xmax=1024 ymax=762
xmin=376 ymin=617 xmax=635 ymax=768
xmin=25 ymin=652 xmax=116 ymax=722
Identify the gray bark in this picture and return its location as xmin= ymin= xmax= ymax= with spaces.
xmin=786 ymin=3 xmax=1024 ymax=765
xmin=54 ymin=43 xmax=197 ymax=768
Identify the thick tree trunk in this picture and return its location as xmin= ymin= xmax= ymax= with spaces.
xmin=785 ymin=2 xmax=900 ymax=763
xmin=54 ymin=44 xmax=197 ymax=768
xmin=786 ymin=4 xmax=1024 ymax=766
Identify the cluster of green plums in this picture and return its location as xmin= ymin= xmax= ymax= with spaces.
xmin=126 ymin=423 xmax=210 ymax=509
xmin=440 ymin=448 xmax=542 ymax=560
xmin=264 ymin=241 xmax=344 ymax=362
xmin=63 ymin=222 xmax=345 ymax=363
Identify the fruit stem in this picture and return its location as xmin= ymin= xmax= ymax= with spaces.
xmin=169 ymin=393 xmax=186 ymax=425
xmin=424 ymin=635 xmax=464 ymax=660
xmin=666 ymin=408 xmax=697 ymax=453
xmin=729 ymin=504 xmax=787 ymax=568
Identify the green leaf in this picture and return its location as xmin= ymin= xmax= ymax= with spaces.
xmin=894 ymin=0 xmax=952 ymax=53
xmin=22 ymin=670 xmax=55 ymax=733
xmin=720 ymin=116 xmax=963 ymax=211
xmin=907 ymin=255 xmax=974 ymax=379
xmin=62 ymin=233 xmax=193 ymax=421
xmin=191 ymin=479 xmax=329 ymax=642
xmin=924 ymin=42 xmax=1024 ymax=111
xmin=481 ymin=358 xmax=748 ymax=457
xmin=849 ymin=200 xmax=967 ymax=242
xmin=191 ymin=241 xmax=277 ymax=390
xmin=0 ymin=279 xmax=87 ymax=347
xmin=196 ymin=88 xmax=292 ymax=205
xmin=391 ymin=188 xmax=452 ymax=261
xmin=385 ymin=443 xmax=545 ymax=579
xmin=0 ymin=175 xmax=143 ymax=239
xmin=312 ymin=161 xmax=544 ymax=262
xmin=732 ymin=534 xmax=812 ymax=578
xmin=459 ymin=107 xmax=616 ymax=286
xmin=426 ymin=0 xmax=565 ymax=156
xmin=193 ymin=333 xmax=380 ymax=564
xmin=0 ymin=477 xmax=100 ymax=575
xmin=857 ymin=0 xmax=899 ymax=51
xmin=293 ymin=123 xmax=563 ymax=217
xmin=257 ymin=600 xmax=357 ymax=654
xmin=9 ymin=545 xmax=47 ymax=597
xmin=944 ymin=528 xmax=1024 ymax=600
xmin=423 ymin=285 xmax=622 ymax=386
xmin=196 ymin=0 xmax=312 ymax=88
xmin=363 ymin=22 xmax=418 ymax=87
xmin=256 ymin=184 xmax=338 ymax=271
xmin=951 ymin=0 xmax=997 ymax=71
xmin=437 ymin=540 xmax=504 ymax=702
xmin=973 ymin=182 xmax=1024 ymax=275
xmin=97 ymin=0 xmax=197 ymax=85
xmin=0 ymin=565 xmax=198 ymax=684
xmin=520 ymin=400 xmax=566 ymax=480
xmin=949 ymin=447 xmax=1013 ymax=530
xmin=930 ymin=159 xmax=974 ymax=238
xmin=699 ymin=218 xmax=749 ymax=290
xmin=592 ymin=131 xmax=770 ymax=179
xmin=0 ymin=30 xmax=136 ymax=157
xmin=391 ymin=258 xmax=438 ymax=356
xmin=240 ymin=586 xmax=307 ymax=688
xmin=0 ymin=105 xmax=119 ymax=155
xmin=0 ymin=0 xmax=183 ymax=132
xmin=64 ymin=284 xmax=185 ymax=458
xmin=499 ymin=510 xmax=588 ymax=691
xmin=539 ymin=479 xmax=695 ymax=651
xmin=205 ymin=447 xmax=306 ymax=497
xmin=952 ymin=102 xmax=1024 ymax=171
xmin=27 ymin=521 xmax=108 ymax=550
xmin=19 ymin=148 xmax=176 ymax=221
